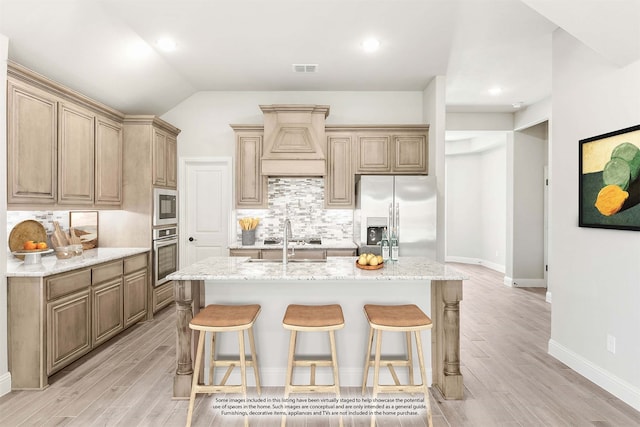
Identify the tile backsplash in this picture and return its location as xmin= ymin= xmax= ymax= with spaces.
xmin=236 ymin=178 xmax=353 ymax=241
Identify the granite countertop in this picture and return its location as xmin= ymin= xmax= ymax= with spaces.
xmin=168 ymin=256 xmax=468 ymax=282
xmin=6 ymin=247 xmax=150 ymax=278
xmin=228 ymin=239 xmax=357 ymax=250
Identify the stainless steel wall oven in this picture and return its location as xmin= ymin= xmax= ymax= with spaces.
xmin=153 ymin=225 xmax=178 ymax=287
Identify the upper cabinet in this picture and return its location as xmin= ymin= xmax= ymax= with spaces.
xmin=353 ymin=126 xmax=429 ymax=174
xmin=151 ymin=127 xmax=178 ymax=189
xmin=7 ymin=79 xmax=58 ymax=204
xmin=7 ymin=62 xmax=125 ymax=208
xmin=325 ymin=132 xmax=354 ymax=208
xmin=232 ymin=125 xmax=267 ymax=208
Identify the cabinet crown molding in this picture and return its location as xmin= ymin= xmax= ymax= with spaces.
xmin=123 ymin=115 xmax=181 ymax=135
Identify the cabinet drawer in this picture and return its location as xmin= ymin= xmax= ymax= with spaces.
xmin=124 ymin=253 xmax=148 ymax=274
xmin=92 ymin=260 xmax=123 ymax=285
xmin=46 ymin=269 xmax=91 ymax=301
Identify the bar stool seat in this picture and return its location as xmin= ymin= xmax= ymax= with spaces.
xmin=362 ymin=304 xmax=433 ymax=427
xmin=185 ymin=304 xmax=261 ymax=427
xmin=281 ymin=304 xmax=344 ymax=427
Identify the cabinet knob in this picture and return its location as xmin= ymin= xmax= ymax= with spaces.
xmin=188 ymin=237 xmax=195 ymax=242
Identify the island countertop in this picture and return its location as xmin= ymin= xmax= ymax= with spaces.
xmin=167 ymin=256 xmax=468 ymax=281
xmin=6 ymin=247 xmax=150 ymax=278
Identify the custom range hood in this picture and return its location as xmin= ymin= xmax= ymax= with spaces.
xmin=260 ymin=104 xmax=330 ymax=176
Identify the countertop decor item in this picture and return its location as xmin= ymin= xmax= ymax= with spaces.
xmin=69 ymin=211 xmax=99 ymax=249
xmin=355 ymin=260 xmax=384 ymax=270
xmin=9 ymin=220 xmax=47 ymax=260
xmin=239 ymin=217 xmax=259 ymax=245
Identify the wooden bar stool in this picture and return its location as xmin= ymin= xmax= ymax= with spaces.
xmin=185 ymin=304 xmax=261 ymax=427
xmin=361 ymin=304 xmax=433 ymax=427
xmin=281 ymin=304 xmax=344 ymax=426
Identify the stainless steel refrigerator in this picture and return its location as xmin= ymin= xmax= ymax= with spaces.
xmin=356 ymin=175 xmax=437 ymax=258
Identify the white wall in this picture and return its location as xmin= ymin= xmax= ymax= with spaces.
xmin=162 ymin=91 xmax=425 ymax=159
xmin=1 ymin=33 xmax=10 ymax=396
xmin=446 ymin=140 xmax=507 ymax=271
xmin=548 ymin=29 xmax=640 ymax=410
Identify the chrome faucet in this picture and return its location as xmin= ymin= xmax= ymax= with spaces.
xmin=283 ymin=218 xmax=293 ymax=264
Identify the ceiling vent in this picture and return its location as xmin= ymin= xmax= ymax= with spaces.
xmin=292 ymin=64 xmax=318 ymax=73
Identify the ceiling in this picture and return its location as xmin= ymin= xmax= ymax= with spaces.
xmin=1 ymin=0 xmax=638 ymax=116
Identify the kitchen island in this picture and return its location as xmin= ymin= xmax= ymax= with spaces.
xmin=169 ymin=256 xmax=467 ymax=400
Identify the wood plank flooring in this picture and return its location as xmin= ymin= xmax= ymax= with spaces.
xmin=1 ymin=263 xmax=639 ymax=426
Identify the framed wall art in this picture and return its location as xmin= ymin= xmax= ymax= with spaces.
xmin=69 ymin=210 xmax=99 ymax=249
xmin=579 ymin=124 xmax=640 ymax=230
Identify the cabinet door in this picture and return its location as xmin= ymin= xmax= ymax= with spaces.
xmin=153 ymin=281 xmax=174 ymax=313
xmin=326 ymin=134 xmax=354 ymax=208
xmin=394 ymin=133 xmax=428 ymax=173
xmin=95 ymin=116 xmax=123 ymax=205
xmin=58 ymin=102 xmax=95 ymax=204
xmin=152 ymin=129 xmax=167 ymax=186
xmin=290 ymin=249 xmax=325 ymax=260
xmin=124 ymin=270 xmax=148 ymax=328
xmin=92 ymin=278 xmax=124 ymax=347
xmin=236 ymin=133 xmax=267 ymax=208
xmin=356 ymin=134 xmax=391 ymax=173
xmin=166 ymin=134 xmax=178 ymax=189
xmin=326 ymin=249 xmax=357 ymax=257
xmin=230 ymin=249 xmax=261 ymax=259
xmin=47 ymin=289 xmax=91 ymax=375
xmin=7 ymin=80 xmax=58 ymax=204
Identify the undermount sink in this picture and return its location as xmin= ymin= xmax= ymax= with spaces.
xmin=247 ymin=258 xmax=327 ymax=263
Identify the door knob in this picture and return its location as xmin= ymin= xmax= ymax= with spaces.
xmin=188 ymin=237 xmax=196 ymax=242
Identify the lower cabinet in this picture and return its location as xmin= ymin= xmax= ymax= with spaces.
xmin=47 ymin=289 xmax=92 ymax=375
xmin=8 ymin=251 xmax=150 ymax=389
xmin=92 ymin=278 xmax=124 ymax=347
xmin=230 ymin=248 xmax=356 ymax=259
xmin=153 ymin=281 xmax=174 ymax=313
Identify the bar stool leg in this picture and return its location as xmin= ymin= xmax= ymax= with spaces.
xmin=281 ymin=330 xmax=297 ymax=427
xmin=406 ymin=331 xmax=414 ymax=387
xmin=186 ymin=331 xmax=206 ymax=427
xmin=208 ymin=332 xmax=216 ymax=386
xmin=414 ymin=331 xmax=433 ymax=427
xmin=362 ymin=326 xmax=374 ymax=395
xmin=248 ymin=326 xmax=261 ymax=395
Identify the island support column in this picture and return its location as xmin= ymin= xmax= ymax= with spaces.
xmin=431 ymin=279 xmax=463 ymax=399
xmin=173 ymin=279 xmax=202 ymax=399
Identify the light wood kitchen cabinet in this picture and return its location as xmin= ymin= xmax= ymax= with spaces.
xmin=123 ymin=253 xmax=149 ymax=328
xmin=95 ymin=116 xmax=123 ymax=205
xmin=46 ymin=269 xmax=92 ymax=375
xmin=91 ymin=260 xmax=124 ymax=347
xmin=325 ymin=133 xmax=354 ymax=208
xmin=326 ymin=249 xmax=357 ymax=257
xmin=58 ymin=102 xmax=96 ymax=205
xmin=7 ymin=62 xmax=125 ymax=208
xmin=6 ymin=79 xmax=58 ymax=204
xmin=233 ymin=125 xmax=267 ymax=208
xmin=47 ymin=290 xmax=92 ymax=375
xmin=230 ymin=249 xmax=261 ymax=259
xmin=152 ymin=128 xmax=178 ymax=189
xmin=350 ymin=126 xmax=429 ymax=175
xmin=8 ymin=251 xmax=150 ymax=389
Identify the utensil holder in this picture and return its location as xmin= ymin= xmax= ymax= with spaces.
xmin=242 ymin=229 xmax=256 ymax=246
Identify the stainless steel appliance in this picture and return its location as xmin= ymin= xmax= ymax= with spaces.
xmin=153 ymin=225 xmax=178 ymax=287
xmin=357 ymin=175 xmax=437 ymax=258
xmin=153 ymin=188 xmax=178 ymax=226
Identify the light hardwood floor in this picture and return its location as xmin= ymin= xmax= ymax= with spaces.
xmin=1 ymin=263 xmax=639 ymax=426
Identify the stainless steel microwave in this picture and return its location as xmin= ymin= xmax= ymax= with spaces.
xmin=153 ymin=188 xmax=178 ymax=226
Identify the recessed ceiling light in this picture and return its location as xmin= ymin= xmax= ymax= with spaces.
xmin=488 ymin=87 xmax=502 ymax=96
xmin=362 ymin=37 xmax=380 ymax=53
xmin=156 ymin=37 xmax=177 ymax=52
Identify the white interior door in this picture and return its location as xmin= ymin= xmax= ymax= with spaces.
xmin=181 ymin=158 xmax=232 ymax=267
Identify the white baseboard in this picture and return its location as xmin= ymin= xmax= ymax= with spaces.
xmin=545 ymin=291 xmax=552 ymax=303
xmin=445 ymin=256 xmax=505 ymax=273
xmin=548 ymin=339 xmax=640 ymax=412
xmin=0 ymin=372 xmax=11 ymax=397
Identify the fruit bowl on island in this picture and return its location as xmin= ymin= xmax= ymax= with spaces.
xmin=356 ymin=253 xmax=384 ymax=270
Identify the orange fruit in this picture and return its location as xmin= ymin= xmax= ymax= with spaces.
xmin=23 ymin=240 xmax=37 ymax=250
xmin=36 ymin=242 xmax=48 ymax=250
